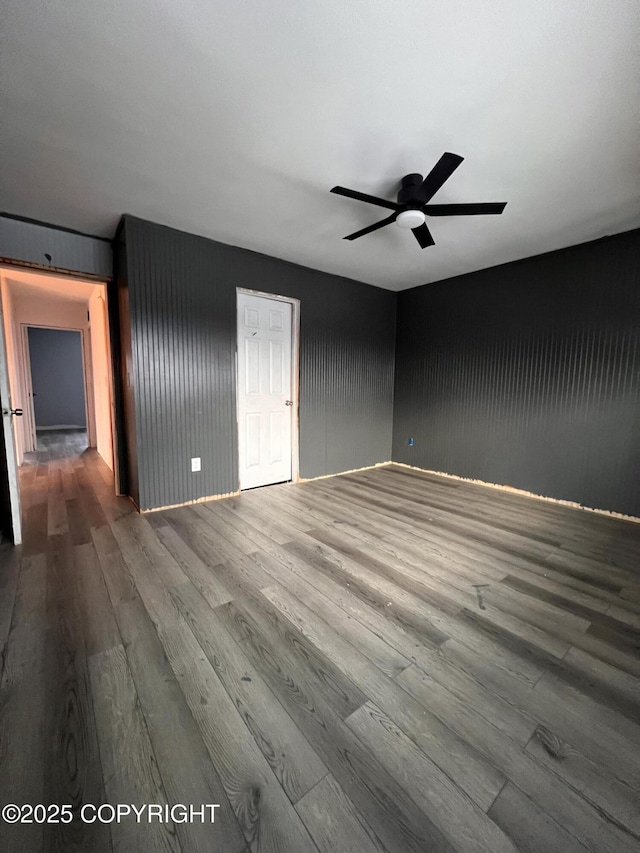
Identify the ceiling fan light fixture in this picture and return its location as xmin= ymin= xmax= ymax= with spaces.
xmin=395 ymin=209 xmax=426 ymax=229
xmin=332 ymin=153 xmax=506 ymax=248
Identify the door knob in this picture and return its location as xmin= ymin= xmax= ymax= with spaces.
xmin=285 ymin=400 xmax=293 ymax=406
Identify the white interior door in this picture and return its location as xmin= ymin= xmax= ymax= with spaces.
xmin=237 ymin=291 xmax=293 ymax=489
xmin=0 ymin=297 xmax=22 ymax=544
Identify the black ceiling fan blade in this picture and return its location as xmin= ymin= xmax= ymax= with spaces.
xmin=424 ymin=202 xmax=507 ymax=216
xmin=416 ymin=153 xmax=464 ymax=203
xmin=412 ymin=223 xmax=435 ymax=249
xmin=343 ymin=214 xmax=397 ymax=241
xmin=331 ymin=186 xmax=399 ymax=211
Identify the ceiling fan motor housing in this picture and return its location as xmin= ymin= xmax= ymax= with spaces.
xmin=398 ymin=174 xmax=424 ymax=206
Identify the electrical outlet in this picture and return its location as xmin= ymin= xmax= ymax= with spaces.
xmin=191 ymin=457 xmax=201 ymax=472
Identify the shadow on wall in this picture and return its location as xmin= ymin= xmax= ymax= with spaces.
xmin=28 ymin=327 xmax=87 ymax=429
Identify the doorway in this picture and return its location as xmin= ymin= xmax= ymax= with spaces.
xmin=26 ymin=327 xmax=88 ymax=457
xmin=0 ymin=267 xmax=119 ymax=543
xmin=236 ymin=289 xmax=299 ymax=490
xmin=19 ymin=319 xmax=95 ymax=459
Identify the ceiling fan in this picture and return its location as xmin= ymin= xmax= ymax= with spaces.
xmin=330 ymin=153 xmax=506 ymax=248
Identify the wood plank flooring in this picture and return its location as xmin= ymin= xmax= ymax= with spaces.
xmin=1 ymin=434 xmax=639 ymax=852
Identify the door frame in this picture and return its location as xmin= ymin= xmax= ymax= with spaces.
xmin=22 ymin=323 xmax=95 ymax=446
xmin=0 ymin=305 xmax=21 ymax=545
xmin=236 ymin=287 xmax=300 ymax=487
xmin=19 ymin=322 xmax=36 ymax=452
xmin=0 ymin=266 xmax=121 ymax=494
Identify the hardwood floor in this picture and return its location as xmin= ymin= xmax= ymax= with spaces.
xmin=1 ymin=436 xmax=639 ymax=852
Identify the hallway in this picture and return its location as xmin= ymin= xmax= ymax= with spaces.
xmin=0 ymin=448 xmax=639 ymax=852
xmin=23 ymin=429 xmax=89 ymax=465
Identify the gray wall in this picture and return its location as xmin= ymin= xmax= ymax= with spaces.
xmin=28 ymin=327 xmax=87 ymax=428
xmin=393 ymin=229 xmax=640 ymax=517
xmin=0 ymin=214 xmax=112 ymax=278
xmin=118 ymin=216 xmax=396 ymax=511
xmin=116 ymin=215 xmax=639 ymax=517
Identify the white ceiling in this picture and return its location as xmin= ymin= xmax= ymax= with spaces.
xmin=1 ymin=1 xmax=638 ymax=291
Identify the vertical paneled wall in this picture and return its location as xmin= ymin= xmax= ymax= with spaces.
xmin=119 ymin=216 xmax=396 ymax=510
xmin=116 ymin=215 xmax=638 ymax=516
xmin=393 ymin=229 xmax=640 ymax=517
